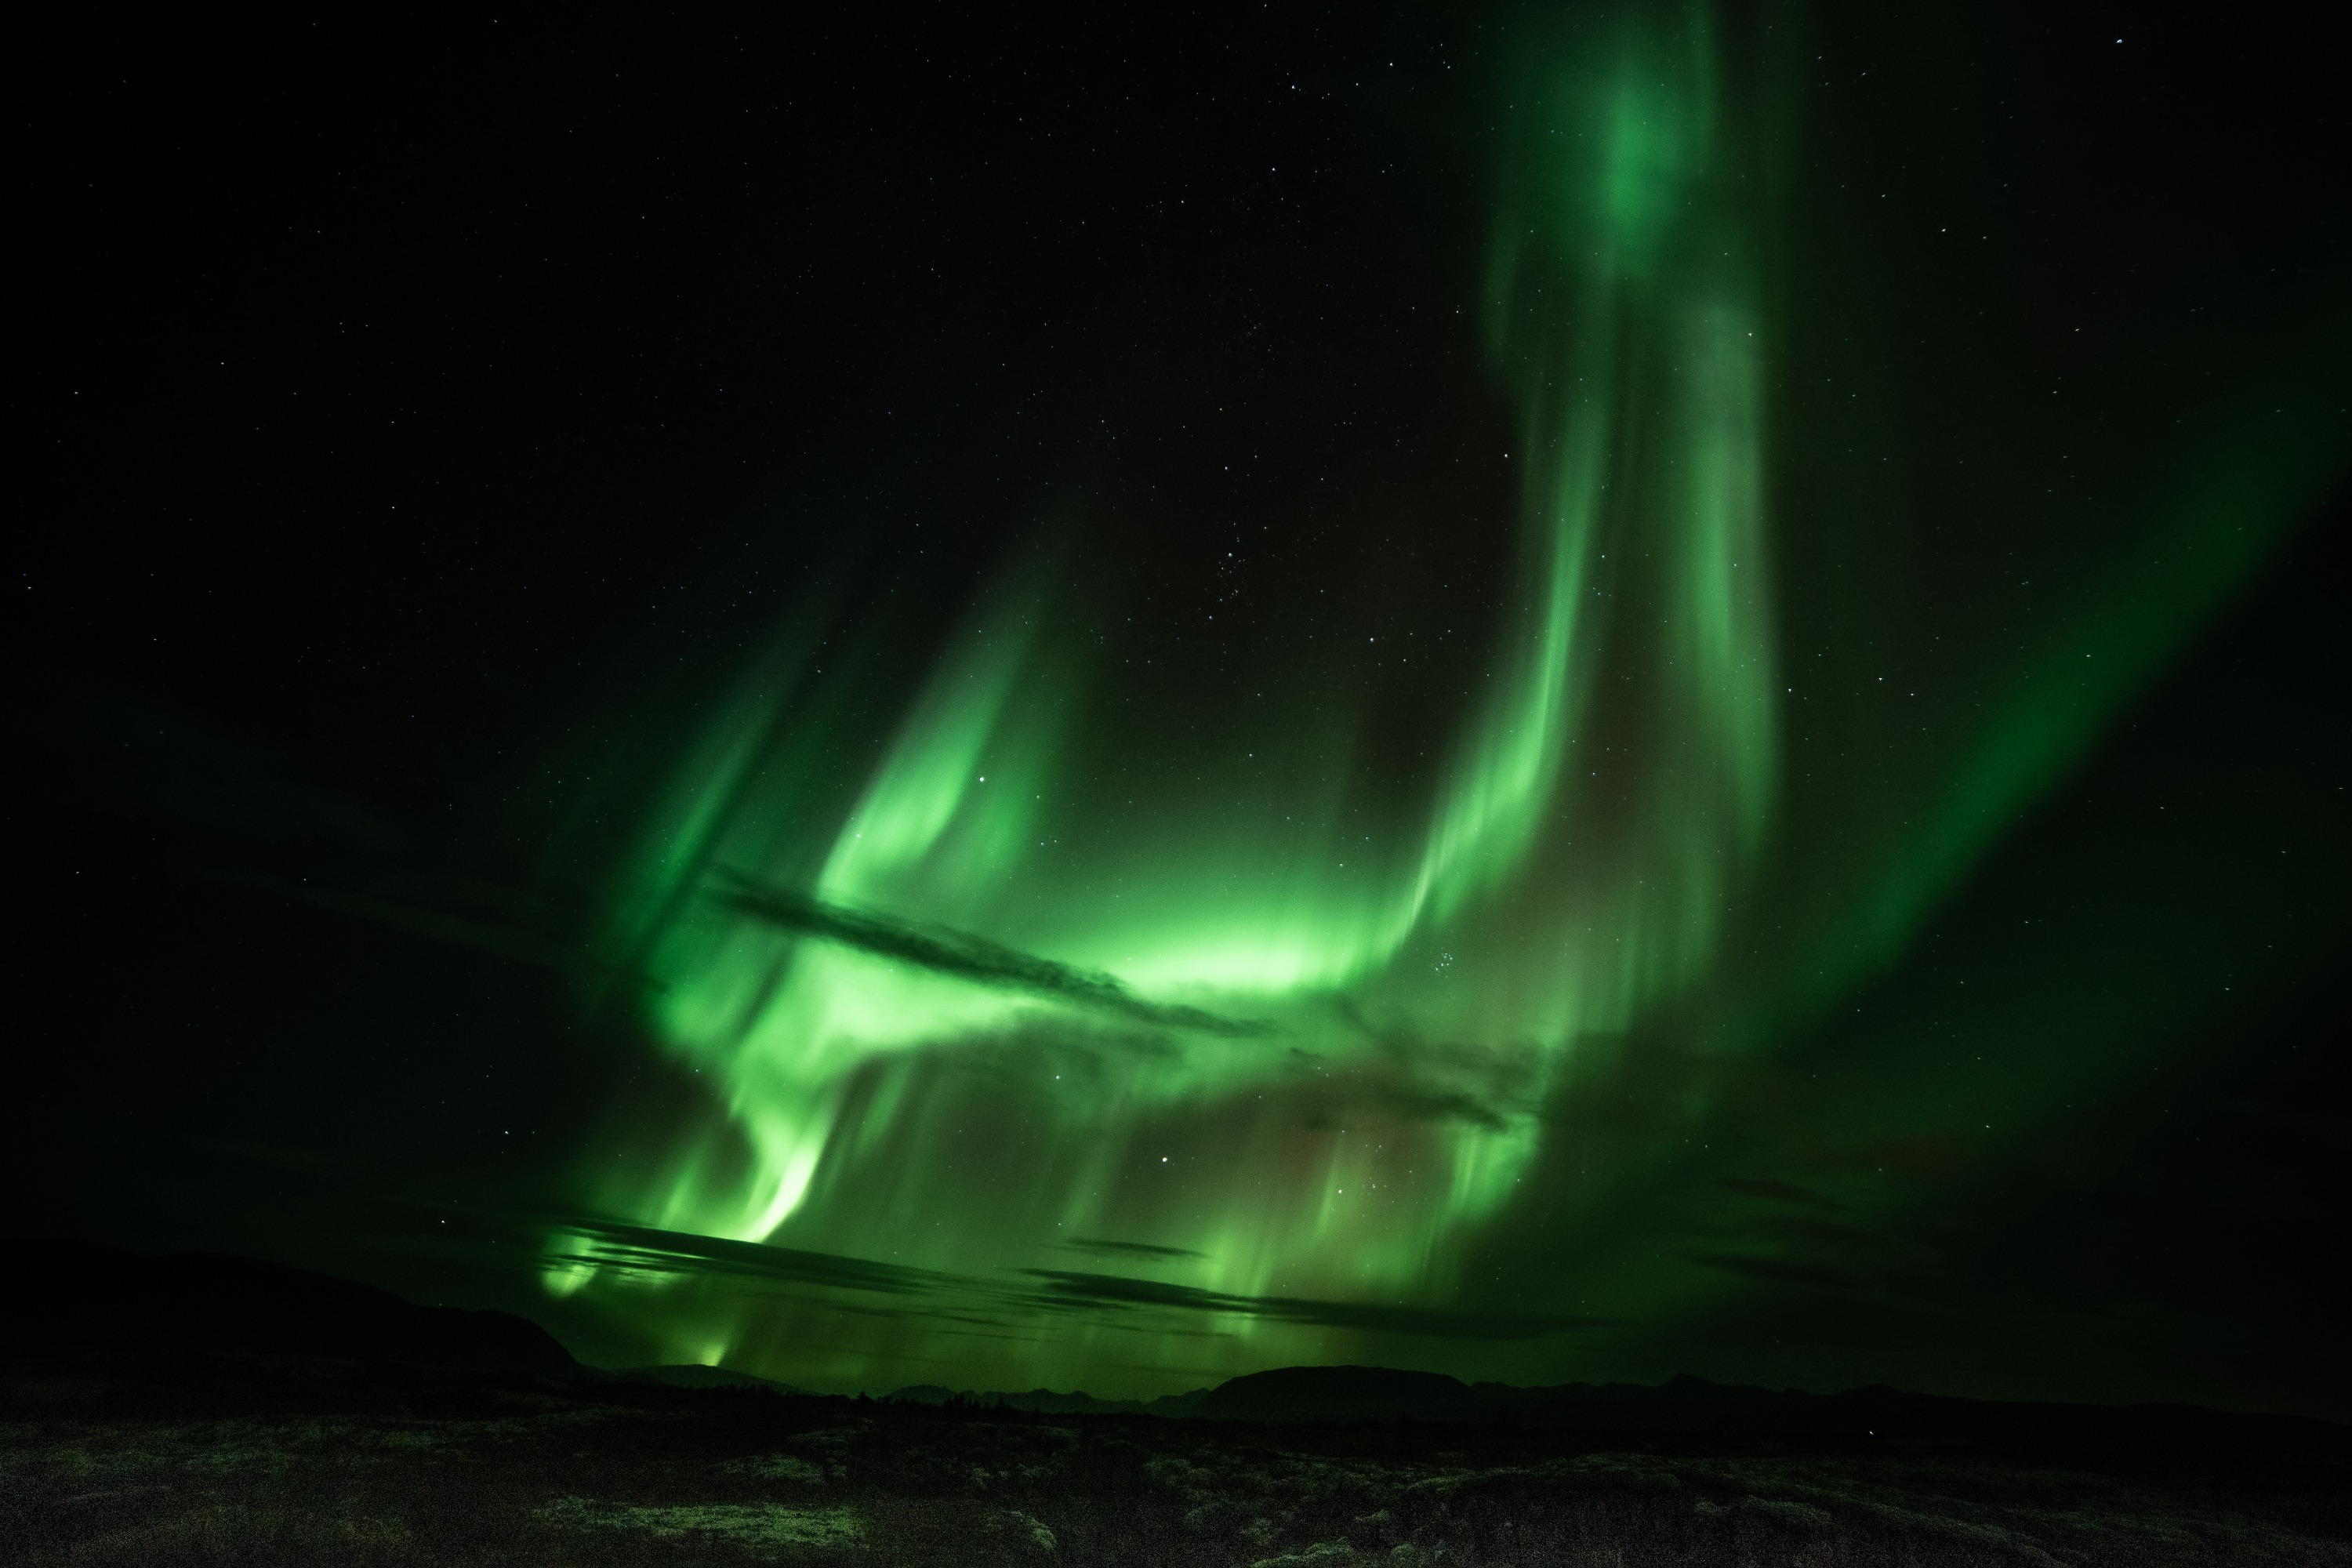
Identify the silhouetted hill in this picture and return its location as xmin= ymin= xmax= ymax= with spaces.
xmin=3 ymin=1250 xmax=2346 ymax=1566
xmin=9 ymin=1239 xmax=2338 ymax=1465
xmin=1461 ymin=1373 xmax=2343 ymax=1455
xmin=1198 ymin=1363 xmax=1476 ymax=1422
xmin=889 ymin=1382 xmax=1207 ymax=1417
xmin=619 ymin=1363 xmax=811 ymax=1395
xmin=1180 ymin=1366 xmax=2347 ymax=1457
xmin=0 ymin=1238 xmax=578 ymax=1377
xmin=884 ymin=1363 xmax=2346 ymax=1458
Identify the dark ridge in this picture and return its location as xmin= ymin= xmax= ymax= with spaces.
xmin=1181 ymin=1366 xmax=2349 ymax=1457
xmin=887 ymin=1383 xmax=1210 ymax=1417
xmin=1198 ymin=1363 xmax=1476 ymax=1422
xmin=1467 ymin=1374 xmax=2352 ymax=1457
xmin=617 ymin=1363 xmax=811 ymax=1396
xmin=889 ymin=1382 xmax=957 ymax=1403
xmin=7 ymin=1239 xmax=2339 ymax=1464
xmin=0 ymin=1237 xmax=578 ymax=1378
xmin=894 ymin=1363 xmax=2348 ymax=1457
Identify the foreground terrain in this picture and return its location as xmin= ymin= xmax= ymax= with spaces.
xmin=5 ymin=1246 xmax=2345 ymax=1565
xmin=6 ymin=1360 xmax=2349 ymax=1567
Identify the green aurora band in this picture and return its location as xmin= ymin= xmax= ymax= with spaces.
xmin=543 ymin=4 xmax=2347 ymax=1393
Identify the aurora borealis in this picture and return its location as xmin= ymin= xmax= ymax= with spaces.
xmin=17 ymin=3 xmax=2350 ymax=1416
xmin=561 ymin=2 xmax=1784 ymax=1373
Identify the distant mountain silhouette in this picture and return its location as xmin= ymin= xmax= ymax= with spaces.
xmin=9 ymin=1240 xmax=2340 ymax=1459
xmin=888 ymin=1382 xmax=1207 ymax=1417
xmin=0 ymin=1238 xmax=577 ymax=1377
xmin=1198 ymin=1364 xmax=1475 ymax=1422
xmin=1459 ymin=1374 xmax=2347 ymax=1454
xmin=619 ymin=1363 xmax=811 ymax=1395
xmin=891 ymin=1364 xmax=2345 ymax=1455
xmin=1175 ymin=1367 xmax=2346 ymax=1454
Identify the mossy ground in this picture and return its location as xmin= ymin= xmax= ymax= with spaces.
xmin=4 ymin=1369 xmax=2346 ymax=1566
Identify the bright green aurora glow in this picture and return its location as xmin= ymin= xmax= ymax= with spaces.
xmin=543 ymin=4 xmax=2347 ymax=1395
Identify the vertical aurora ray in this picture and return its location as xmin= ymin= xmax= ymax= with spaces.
xmin=541 ymin=3 xmax=2348 ymax=1389
xmin=1408 ymin=3 xmax=1774 ymax=1027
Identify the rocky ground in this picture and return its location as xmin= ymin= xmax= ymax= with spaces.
xmin=5 ymin=1363 xmax=2349 ymax=1566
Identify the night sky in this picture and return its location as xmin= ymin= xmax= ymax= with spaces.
xmin=16 ymin=3 xmax=2350 ymax=1417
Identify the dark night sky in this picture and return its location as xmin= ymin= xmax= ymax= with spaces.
xmin=13 ymin=3 xmax=2350 ymax=1414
